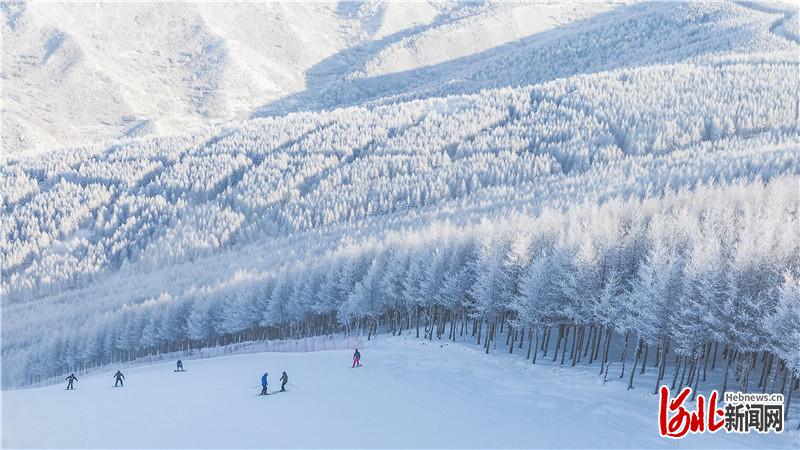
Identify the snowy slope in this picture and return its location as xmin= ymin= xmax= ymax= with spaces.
xmin=3 ymin=337 xmax=796 ymax=449
xmin=1 ymin=0 xmax=622 ymax=154
xmin=4 ymin=1 xmax=797 ymax=154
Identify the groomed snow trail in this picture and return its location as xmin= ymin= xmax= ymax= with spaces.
xmin=2 ymin=337 xmax=796 ymax=449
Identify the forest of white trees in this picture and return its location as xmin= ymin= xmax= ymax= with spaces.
xmin=277 ymin=2 xmax=797 ymax=115
xmin=3 ymin=177 xmax=798 ymax=412
xmin=2 ymin=49 xmax=799 ymax=414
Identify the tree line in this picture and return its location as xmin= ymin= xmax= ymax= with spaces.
xmin=4 ymin=177 xmax=798 ymax=423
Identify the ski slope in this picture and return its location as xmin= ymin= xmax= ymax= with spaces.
xmin=2 ymin=337 xmax=796 ymax=449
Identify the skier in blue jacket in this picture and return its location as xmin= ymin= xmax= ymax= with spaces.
xmin=260 ymin=372 xmax=268 ymax=395
xmin=65 ymin=373 xmax=78 ymax=390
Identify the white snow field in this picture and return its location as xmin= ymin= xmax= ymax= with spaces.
xmin=3 ymin=337 xmax=796 ymax=449
xmin=3 ymin=1 xmax=800 ymax=448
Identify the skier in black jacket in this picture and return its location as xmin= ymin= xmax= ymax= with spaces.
xmin=352 ymin=349 xmax=361 ymax=368
xmin=176 ymin=360 xmax=184 ymax=372
xmin=65 ymin=373 xmax=78 ymax=390
xmin=114 ymin=370 xmax=125 ymax=387
xmin=280 ymin=371 xmax=288 ymax=392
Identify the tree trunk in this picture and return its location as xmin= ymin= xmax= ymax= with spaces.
xmin=542 ymin=327 xmax=551 ymax=355
xmin=639 ymin=343 xmax=648 ymax=375
xmin=780 ymin=364 xmax=788 ymax=395
xmin=486 ymin=321 xmax=494 ymax=355
xmin=415 ymin=306 xmax=420 ymax=338
xmin=589 ymin=325 xmax=599 ymax=364
xmin=671 ymin=355 xmax=682 ymax=391
xmin=627 ymin=339 xmax=642 ymax=390
xmin=679 ymin=356 xmax=689 ymax=388
xmin=569 ymin=325 xmax=579 ymax=366
xmin=552 ymin=325 xmax=563 ymax=362
xmin=653 ymin=338 xmax=669 ymax=395
xmin=508 ymin=323 xmax=515 ymax=354
xmin=785 ymin=374 xmax=796 ymax=420
xmin=583 ymin=325 xmax=594 ymax=359
xmin=687 ymin=355 xmax=697 ymax=389
xmin=741 ymin=352 xmax=754 ymax=392
xmin=619 ymin=331 xmax=630 ymax=379
xmin=711 ymin=342 xmax=718 ymax=370
xmin=769 ymin=357 xmax=780 ymax=394
xmin=526 ymin=328 xmax=533 ymax=360
xmin=691 ymin=357 xmax=701 ymax=401
xmin=759 ymin=352 xmax=772 ymax=392
xmin=593 ymin=325 xmax=603 ymax=363
xmin=574 ymin=325 xmax=585 ymax=365
xmin=721 ymin=351 xmax=732 ymax=394
xmin=600 ymin=328 xmax=612 ymax=375
xmin=560 ymin=326 xmax=570 ymax=365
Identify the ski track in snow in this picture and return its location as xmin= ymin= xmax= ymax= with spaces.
xmin=2 ymin=337 xmax=797 ymax=449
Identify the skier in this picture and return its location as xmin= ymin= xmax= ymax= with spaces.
xmin=176 ymin=360 xmax=184 ymax=372
xmin=65 ymin=373 xmax=78 ymax=390
xmin=114 ymin=370 xmax=125 ymax=387
xmin=352 ymin=348 xmax=361 ymax=368
xmin=260 ymin=372 xmax=268 ymax=395
xmin=280 ymin=371 xmax=288 ymax=392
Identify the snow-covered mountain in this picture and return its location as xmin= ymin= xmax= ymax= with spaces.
xmin=2 ymin=0 xmax=622 ymax=154
xmin=2 ymin=4 xmax=799 ymax=435
xmin=5 ymin=1 xmax=797 ymax=154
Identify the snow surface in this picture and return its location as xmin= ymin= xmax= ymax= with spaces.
xmin=3 ymin=337 xmax=797 ymax=449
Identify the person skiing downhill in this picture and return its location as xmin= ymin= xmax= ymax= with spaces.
xmin=114 ymin=370 xmax=125 ymax=387
xmin=65 ymin=373 xmax=78 ymax=390
xmin=260 ymin=372 xmax=268 ymax=395
xmin=352 ymin=349 xmax=361 ymax=368
xmin=280 ymin=371 xmax=288 ymax=392
xmin=176 ymin=360 xmax=184 ymax=372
